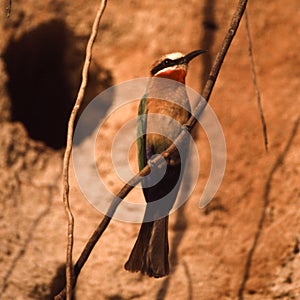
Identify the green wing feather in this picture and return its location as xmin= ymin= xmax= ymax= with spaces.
xmin=137 ymin=94 xmax=148 ymax=171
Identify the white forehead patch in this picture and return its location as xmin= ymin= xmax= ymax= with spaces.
xmin=163 ymin=52 xmax=184 ymax=60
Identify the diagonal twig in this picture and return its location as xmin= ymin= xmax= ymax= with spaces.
xmin=55 ymin=0 xmax=248 ymax=299
xmin=244 ymin=10 xmax=268 ymax=151
xmin=60 ymin=1 xmax=107 ymax=300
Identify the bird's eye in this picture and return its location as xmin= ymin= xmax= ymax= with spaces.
xmin=163 ymin=59 xmax=170 ymax=66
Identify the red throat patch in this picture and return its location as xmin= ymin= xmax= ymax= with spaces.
xmin=154 ymin=68 xmax=187 ymax=84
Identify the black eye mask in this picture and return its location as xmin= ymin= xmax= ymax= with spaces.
xmin=150 ymin=57 xmax=186 ymax=76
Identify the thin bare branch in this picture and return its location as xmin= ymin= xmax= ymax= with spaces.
xmin=55 ymin=0 xmax=249 ymax=299
xmin=54 ymin=164 xmax=151 ymax=299
xmin=187 ymin=0 xmax=248 ymax=130
xmin=245 ymin=10 xmax=268 ymax=151
xmin=60 ymin=1 xmax=107 ymax=300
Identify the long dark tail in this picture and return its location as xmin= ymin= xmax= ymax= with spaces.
xmin=124 ymin=216 xmax=169 ymax=278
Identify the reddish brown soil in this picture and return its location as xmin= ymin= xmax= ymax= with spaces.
xmin=0 ymin=1 xmax=299 ymax=299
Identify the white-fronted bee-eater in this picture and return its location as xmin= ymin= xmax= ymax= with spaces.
xmin=125 ymin=50 xmax=206 ymax=278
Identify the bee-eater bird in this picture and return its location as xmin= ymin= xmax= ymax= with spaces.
xmin=125 ymin=50 xmax=206 ymax=278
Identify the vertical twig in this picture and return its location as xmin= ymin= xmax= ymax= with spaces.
xmin=245 ymin=10 xmax=268 ymax=151
xmin=61 ymin=1 xmax=107 ymax=299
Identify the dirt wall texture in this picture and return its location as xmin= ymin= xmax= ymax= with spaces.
xmin=0 ymin=0 xmax=299 ymax=299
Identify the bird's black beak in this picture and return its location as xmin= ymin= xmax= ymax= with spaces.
xmin=184 ymin=49 xmax=207 ymax=64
